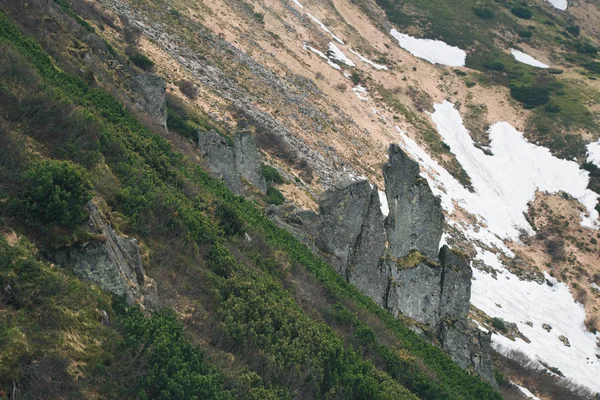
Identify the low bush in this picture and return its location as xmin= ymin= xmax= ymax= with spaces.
xmin=216 ymin=202 xmax=245 ymax=236
xmin=472 ymin=7 xmax=494 ymax=19
xmin=483 ymin=61 xmax=505 ymax=72
xmin=178 ymin=79 xmax=198 ymax=99
xmin=261 ymin=164 xmax=285 ymax=184
xmin=266 ymin=186 xmax=285 ymax=205
xmin=129 ymin=53 xmax=154 ymax=71
xmin=510 ymin=86 xmax=550 ymax=107
xmin=511 ymin=7 xmax=532 ymax=19
xmin=518 ymin=30 xmax=533 ymax=38
xmin=492 ymin=318 xmax=506 ymax=330
xmin=19 ymin=160 xmax=92 ymax=227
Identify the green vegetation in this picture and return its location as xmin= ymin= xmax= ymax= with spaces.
xmin=129 ymin=53 xmax=155 ymax=71
xmin=510 ymin=86 xmax=550 ymax=107
xmin=253 ymin=11 xmax=265 ymax=25
xmin=18 ymin=160 xmax=92 ymax=227
xmin=261 ymin=164 xmax=285 ymax=184
xmin=511 ymin=7 xmax=532 ymax=20
xmin=0 ymin=10 xmax=501 ymax=400
xmin=472 ymin=7 xmax=494 ymax=19
xmin=266 ymin=186 xmax=285 ymax=205
xmin=492 ymin=318 xmax=506 ymax=331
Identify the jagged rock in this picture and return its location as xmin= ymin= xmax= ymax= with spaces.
xmin=348 ymin=187 xmax=388 ymax=306
xmin=197 ymin=129 xmax=267 ymax=194
xmin=542 ymin=323 xmax=553 ymax=332
xmin=266 ymin=203 xmax=320 ymax=246
xmin=50 ymin=202 xmax=157 ymax=306
xmin=439 ymin=246 xmax=472 ymax=321
xmin=234 ymin=131 xmax=267 ymax=194
xmin=197 ymin=130 xmax=241 ymax=194
xmin=383 ymin=144 xmax=443 ymax=259
xmin=439 ymin=319 xmax=498 ymax=388
xmin=559 ymin=335 xmax=571 ymax=347
xmin=131 ymin=73 xmax=167 ymax=128
xmin=386 ymin=257 xmax=442 ymax=326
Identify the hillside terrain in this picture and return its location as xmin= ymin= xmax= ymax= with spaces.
xmin=1 ymin=0 xmax=600 ymax=399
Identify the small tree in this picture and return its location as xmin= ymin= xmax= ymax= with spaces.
xmin=20 ymin=160 xmax=92 ymax=226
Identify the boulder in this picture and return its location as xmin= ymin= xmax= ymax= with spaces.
xmin=131 ymin=73 xmax=167 ymax=128
xmin=383 ymin=144 xmax=443 ymax=260
xmin=439 ymin=245 xmax=472 ymax=321
xmin=197 ymin=130 xmax=241 ymax=194
xmin=234 ymin=131 xmax=267 ymax=194
xmin=50 ymin=202 xmax=157 ymax=307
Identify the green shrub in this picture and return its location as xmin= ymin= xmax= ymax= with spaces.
xmin=511 ymin=7 xmax=532 ymax=19
xmin=266 ymin=186 xmax=285 ymax=205
xmin=483 ymin=61 xmax=505 ymax=72
xmin=492 ymin=318 xmax=506 ymax=330
xmin=573 ymin=41 xmax=599 ymax=54
xmin=544 ymin=103 xmax=561 ymax=113
xmin=253 ymin=11 xmax=265 ymax=24
xmin=566 ymin=25 xmax=580 ymax=36
xmin=129 ymin=53 xmax=154 ymax=71
xmin=518 ymin=30 xmax=533 ymax=38
xmin=584 ymin=61 xmax=600 ymax=74
xmin=510 ymin=86 xmax=550 ymax=107
xmin=261 ymin=164 xmax=285 ymax=184
xmin=216 ymin=203 xmax=245 ymax=236
xmin=472 ymin=7 xmax=494 ymax=19
xmin=453 ymin=69 xmax=467 ymax=77
xmin=19 ymin=160 xmax=92 ymax=227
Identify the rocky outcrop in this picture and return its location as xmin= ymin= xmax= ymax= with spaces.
xmin=266 ymin=203 xmax=320 ymax=246
xmin=131 ymin=73 xmax=167 ymax=128
xmin=302 ymin=144 xmax=497 ymax=387
xmin=197 ymin=129 xmax=267 ymax=194
xmin=235 ymin=131 xmax=267 ymax=193
xmin=198 ymin=130 xmax=241 ymax=193
xmin=384 ymin=144 xmax=444 ymax=260
xmin=50 ymin=202 xmax=157 ymax=307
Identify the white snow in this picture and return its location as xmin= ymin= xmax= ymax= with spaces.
xmin=545 ymin=0 xmax=568 ymax=10
xmin=378 ymin=190 xmax=389 ymax=217
xmin=328 ymin=43 xmax=355 ymax=67
xmin=390 ymin=29 xmax=466 ymax=67
xmin=511 ymin=49 xmax=549 ymax=69
xmin=303 ymin=42 xmax=341 ymax=70
xmin=292 ymin=0 xmax=304 ymax=9
xmin=587 ymin=139 xmax=600 ymax=167
xmin=430 ymin=101 xmax=599 ymax=237
xmin=472 ymin=270 xmax=600 ymax=393
xmin=307 ymin=13 xmax=344 ymax=44
xmin=352 ymin=85 xmax=369 ymax=101
xmin=592 ymin=283 xmax=600 ymax=291
xmin=348 ymin=48 xmax=388 ymax=70
xmin=392 ymin=101 xmax=600 ymax=393
xmin=512 ymin=383 xmax=541 ymax=400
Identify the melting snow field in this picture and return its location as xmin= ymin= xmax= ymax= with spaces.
xmin=390 ymin=29 xmax=466 ymax=66
xmin=394 ymin=101 xmax=600 ymax=392
xmin=328 ymin=43 xmax=355 ymax=67
xmin=303 ymin=42 xmax=341 ymax=70
xmin=588 ymin=139 xmax=600 ymax=167
xmin=349 ymin=48 xmax=388 ymax=70
xmin=473 ymin=270 xmax=600 ymax=394
xmin=511 ymin=49 xmax=549 ymax=68
xmin=546 ymin=0 xmax=568 ymax=10
xmin=352 ymin=85 xmax=369 ymax=101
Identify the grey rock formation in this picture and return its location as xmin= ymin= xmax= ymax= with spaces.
xmin=439 ymin=319 xmax=498 ymax=388
xmin=383 ymin=144 xmax=443 ymax=260
xmin=197 ymin=129 xmax=267 ymax=195
xmin=235 ymin=131 xmax=267 ymax=194
xmin=51 ymin=202 xmax=157 ymax=307
xmin=266 ymin=203 xmax=320 ymax=246
xmin=387 ymin=259 xmax=442 ymax=326
xmin=197 ymin=130 xmax=241 ymax=193
xmin=439 ymin=246 xmax=472 ymax=321
xmin=131 ymin=73 xmax=167 ymax=128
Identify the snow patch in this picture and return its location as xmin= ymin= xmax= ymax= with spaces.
xmin=307 ymin=13 xmax=344 ymax=44
xmin=390 ymin=29 xmax=466 ymax=67
xmin=545 ymin=0 xmax=568 ymax=10
xmin=352 ymin=85 xmax=369 ymax=101
xmin=511 ymin=49 xmax=549 ymax=68
xmin=512 ymin=383 xmax=541 ymax=400
xmin=303 ymin=42 xmax=341 ymax=70
xmin=292 ymin=0 xmax=304 ymax=9
xmin=587 ymin=139 xmax=600 ymax=167
xmin=328 ymin=43 xmax=355 ymax=67
xmin=348 ymin=48 xmax=388 ymax=70
xmin=473 ymin=270 xmax=600 ymax=394
xmin=378 ymin=190 xmax=389 ymax=217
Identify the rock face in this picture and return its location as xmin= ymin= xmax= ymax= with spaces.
xmin=50 ymin=202 xmax=157 ymax=307
xmin=235 ymin=131 xmax=267 ymax=193
xmin=317 ymin=180 xmax=388 ymax=305
xmin=197 ymin=129 xmax=266 ymax=194
xmin=131 ymin=73 xmax=167 ymax=128
xmin=304 ymin=144 xmax=497 ymax=387
xmin=384 ymin=144 xmax=443 ymax=260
